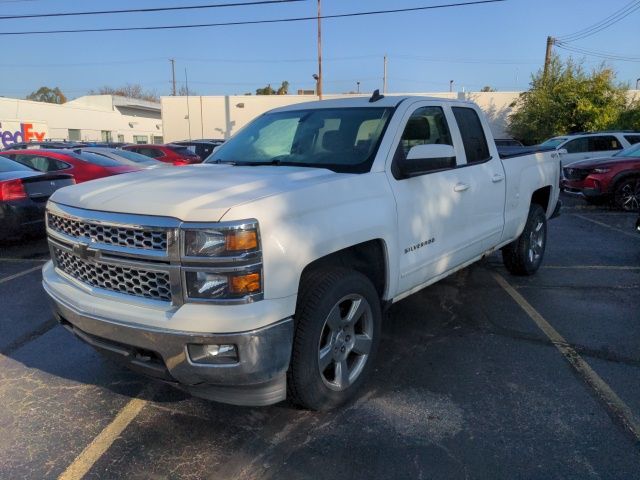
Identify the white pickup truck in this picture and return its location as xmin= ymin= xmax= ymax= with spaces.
xmin=43 ymin=94 xmax=561 ymax=410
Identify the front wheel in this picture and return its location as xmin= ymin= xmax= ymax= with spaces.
xmin=613 ymin=176 xmax=640 ymax=211
xmin=288 ymin=268 xmax=381 ymax=411
xmin=502 ymin=204 xmax=547 ymax=276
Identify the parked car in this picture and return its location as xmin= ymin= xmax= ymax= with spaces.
xmin=562 ymin=142 xmax=640 ymax=210
xmin=495 ymin=138 xmax=524 ymax=147
xmin=123 ymin=144 xmax=201 ymax=166
xmin=173 ymin=140 xmax=224 ymax=161
xmin=541 ymin=131 xmax=640 ymax=166
xmin=43 ymin=95 xmax=561 ymax=410
xmin=0 ymin=155 xmax=75 ymax=241
xmin=2 ymin=149 xmax=142 ymax=183
xmin=2 ymin=141 xmax=85 ymax=151
xmin=78 ymin=147 xmax=168 ymax=169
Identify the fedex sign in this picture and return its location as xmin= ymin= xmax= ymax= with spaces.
xmin=0 ymin=121 xmax=48 ymax=148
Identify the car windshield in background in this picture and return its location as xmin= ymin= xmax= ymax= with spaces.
xmin=168 ymin=146 xmax=197 ymax=156
xmin=540 ymin=137 xmax=567 ymax=148
xmin=0 ymin=155 xmax=33 ymax=172
xmin=69 ymin=151 xmax=124 ymax=167
xmin=205 ymin=107 xmax=393 ymax=173
xmin=103 ymin=148 xmax=156 ymax=164
xmin=613 ymin=143 xmax=640 ymax=158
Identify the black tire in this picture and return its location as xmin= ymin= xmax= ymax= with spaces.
xmin=613 ymin=176 xmax=640 ymax=211
xmin=502 ymin=204 xmax=547 ymax=276
xmin=287 ymin=268 xmax=381 ymax=411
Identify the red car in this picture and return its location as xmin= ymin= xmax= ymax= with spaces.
xmin=123 ymin=144 xmax=201 ymax=166
xmin=2 ymin=149 xmax=141 ymax=183
xmin=562 ymin=143 xmax=640 ymax=211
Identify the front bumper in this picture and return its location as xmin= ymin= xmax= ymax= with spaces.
xmin=45 ymin=274 xmax=294 ymax=407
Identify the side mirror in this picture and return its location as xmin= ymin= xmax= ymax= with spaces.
xmin=399 ymin=144 xmax=456 ymax=178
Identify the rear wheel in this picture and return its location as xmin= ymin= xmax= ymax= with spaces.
xmin=288 ymin=268 xmax=381 ymax=411
xmin=613 ymin=176 xmax=640 ymax=211
xmin=502 ymin=204 xmax=547 ymax=276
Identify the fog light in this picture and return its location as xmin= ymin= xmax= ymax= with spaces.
xmin=188 ymin=343 xmax=238 ymax=364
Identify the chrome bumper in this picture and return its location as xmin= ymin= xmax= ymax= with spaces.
xmin=47 ymin=288 xmax=293 ymax=406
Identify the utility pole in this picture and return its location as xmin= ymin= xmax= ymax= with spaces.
xmin=543 ymin=36 xmax=554 ymax=78
xmin=356 ymin=81 xmax=360 ymax=94
xmin=185 ymin=68 xmax=191 ymax=140
xmin=316 ymin=0 xmax=323 ymax=100
xmin=169 ymin=58 xmax=177 ymax=96
xmin=383 ymin=55 xmax=388 ymax=94
xmin=449 ymin=80 xmax=454 ymax=92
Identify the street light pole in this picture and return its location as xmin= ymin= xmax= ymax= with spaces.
xmin=636 ymin=78 xmax=640 ymax=90
xmin=317 ymin=0 xmax=323 ymax=100
xmin=356 ymin=81 xmax=360 ymax=94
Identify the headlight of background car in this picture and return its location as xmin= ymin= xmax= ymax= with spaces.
xmin=591 ymin=167 xmax=610 ymax=174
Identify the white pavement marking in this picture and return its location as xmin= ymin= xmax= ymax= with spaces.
xmin=0 ymin=265 xmax=43 ymax=285
xmin=573 ymin=213 xmax=640 ymax=239
xmin=58 ymin=387 xmax=153 ymax=480
xmin=492 ymin=272 xmax=640 ymax=444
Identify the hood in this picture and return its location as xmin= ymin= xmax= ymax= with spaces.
xmin=564 ymin=156 xmax=633 ymax=169
xmin=50 ymin=164 xmax=344 ymax=221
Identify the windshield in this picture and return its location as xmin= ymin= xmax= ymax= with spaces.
xmin=68 ymin=151 xmax=124 ymax=167
xmin=205 ymin=107 xmax=393 ymax=173
xmin=103 ymin=148 xmax=156 ymax=164
xmin=613 ymin=143 xmax=640 ymax=158
xmin=540 ymin=137 xmax=567 ymax=148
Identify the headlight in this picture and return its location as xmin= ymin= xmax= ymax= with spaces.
xmin=592 ymin=167 xmax=610 ymax=174
xmin=184 ymin=270 xmax=262 ymax=300
xmin=183 ymin=223 xmax=259 ymax=257
xmin=181 ymin=220 xmax=263 ymax=303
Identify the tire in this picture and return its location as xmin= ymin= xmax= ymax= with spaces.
xmin=613 ymin=176 xmax=640 ymax=211
xmin=502 ymin=204 xmax=547 ymax=276
xmin=288 ymin=268 xmax=381 ymax=411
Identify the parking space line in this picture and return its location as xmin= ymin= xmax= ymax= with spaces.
xmin=543 ymin=265 xmax=640 ymax=270
xmin=58 ymin=387 xmax=153 ymax=480
xmin=0 ymin=265 xmax=43 ymax=285
xmin=573 ymin=213 xmax=640 ymax=239
xmin=492 ymin=272 xmax=640 ymax=444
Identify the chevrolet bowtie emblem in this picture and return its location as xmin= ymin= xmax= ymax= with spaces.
xmin=73 ymin=242 xmax=99 ymax=261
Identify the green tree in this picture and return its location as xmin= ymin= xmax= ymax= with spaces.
xmin=89 ymin=84 xmax=159 ymax=102
xmin=256 ymin=81 xmax=289 ymax=95
xmin=480 ymin=85 xmax=496 ymax=92
xmin=507 ymin=57 xmax=628 ymax=145
xmin=26 ymin=86 xmax=67 ymax=104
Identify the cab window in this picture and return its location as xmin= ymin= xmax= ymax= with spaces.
xmin=399 ymin=106 xmax=453 ymax=157
xmin=452 ymin=107 xmax=490 ymax=164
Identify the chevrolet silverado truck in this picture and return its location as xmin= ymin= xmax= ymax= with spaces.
xmin=43 ymin=94 xmax=561 ymax=410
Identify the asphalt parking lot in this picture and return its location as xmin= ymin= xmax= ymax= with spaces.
xmin=1 ymin=193 xmax=639 ymax=480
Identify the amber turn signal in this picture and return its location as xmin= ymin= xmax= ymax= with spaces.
xmin=225 ymin=230 xmax=258 ymax=252
xmin=229 ymin=272 xmax=261 ymax=295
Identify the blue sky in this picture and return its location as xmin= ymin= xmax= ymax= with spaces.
xmin=1 ymin=0 xmax=638 ymax=99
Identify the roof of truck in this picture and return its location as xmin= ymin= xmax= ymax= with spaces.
xmin=269 ymin=95 xmax=472 ymax=112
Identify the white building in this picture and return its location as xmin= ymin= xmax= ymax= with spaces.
xmin=0 ymin=95 xmax=162 ymax=148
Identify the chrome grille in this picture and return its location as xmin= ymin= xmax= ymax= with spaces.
xmin=53 ymin=247 xmax=172 ymax=302
xmin=48 ymin=213 xmax=168 ymax=251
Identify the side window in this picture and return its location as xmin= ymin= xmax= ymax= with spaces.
xmin=589 ymin=135 xmax=622 ymax=151
xmin=451 ymin=107 xmax=490 ymax=164
xmin=563 ymin=138 xmax=588 ymax=154
xmin=51 ymin=159 xmax=71 ymax=171
xmin=14 ymin=155 xmax=52 ymax=172
xmin=624 ymin=135 xmax=640 ymax=145
xmin=400 ymin=106 xmax=453 ymax=157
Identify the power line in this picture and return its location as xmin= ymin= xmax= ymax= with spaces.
xmin=0 ymin=0 xmax=306 ymax=20
xmin=555 ymin=42 xmax=640 ymax=62
xmin=556 ymin=0 xmax=640 ymax=42
xmin=0 ymin=0 xmax=506 ymax=36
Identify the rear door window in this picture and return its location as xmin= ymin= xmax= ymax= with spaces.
xmin=563 ymin=138 xmax=588 ymax=153
xmin=623 ymin=135 xmax=640 ymax=145
xmin=12 ymin=154 xmax=69 ymax=172
xmin=452 ymin=107 xmax=490 ymax=164
xmin=589 ymin=136 xmax=622 ymax=151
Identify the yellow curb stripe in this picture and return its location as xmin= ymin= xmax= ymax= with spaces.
xmin=0 ymin=265 xmax=42 ymax=285
xmin=58 ymin=395 xmax=149 ymax=480
xmin=492 ymin=272 xmax=640 ymax=443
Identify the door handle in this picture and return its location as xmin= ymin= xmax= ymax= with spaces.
xmin=491 ymin=174 xmax=505 ymax=183
xmin=454 ymin=183 xmax=470 ymax=192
